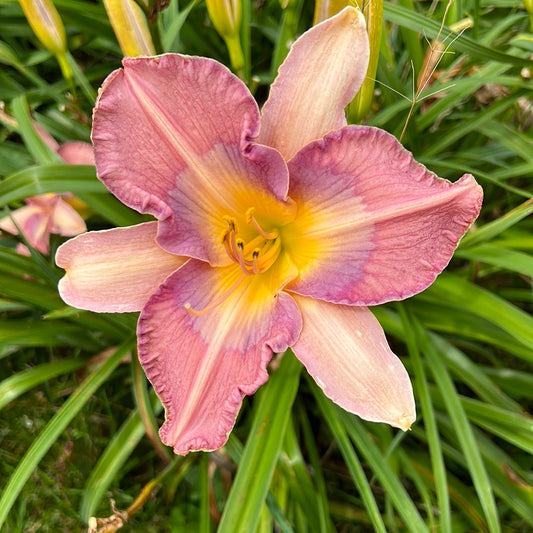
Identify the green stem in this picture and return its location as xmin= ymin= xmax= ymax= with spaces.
xmin=225 ymin=33 xmax=245 ymax=79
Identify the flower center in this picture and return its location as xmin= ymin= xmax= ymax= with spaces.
xmin=222 ymin=207 xmax=281 ymax=276
xmin=184 ymin=207 xmax=283 ymax=317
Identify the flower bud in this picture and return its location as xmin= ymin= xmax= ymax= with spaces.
xmin=206 ymin=0 xmax=241 ymax=39
xmin=18 ymin=0 xmax=66 ymax=56
xmin=348 ymin=0 xmax=383 ymax=121
xmin=206 ymin=0 xmax=244 ymax=75
xmin=103 ymin=0 xmax=155 ymax=56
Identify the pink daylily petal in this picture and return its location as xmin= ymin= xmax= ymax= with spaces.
xmin=138 ymin=258 xmax=302 ymax=454
xmin=56 ymin=141 xmax=95 ymax=165
xmin=56 ymin=222 xmax=185 ymax=312
xmin=0 ymin=204 xmax=50 ymax=254
xmin=0 ymin=206 xmax=34 ymax=235
xmin=92 ymin=54 xmax=290 ymax=264
xmin=34 ymin=122 xmax=60 ymax=152
xmin=258 ymin=7 xmax=369 ymax=161
xmin=291 ymin=294 xmax=415 ymax=430
xmin=1 ymin=195 xmax=87 ymax=255
xmin=286 ymin=126 xmax=483 ymax=305
xmin=51 ymin=198 xmax=87 ymax=236
xmin=92 ymin=54 xmax=258 ymax=218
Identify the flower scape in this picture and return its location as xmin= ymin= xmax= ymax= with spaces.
xmin=55 ymin=8 xmax=482 ymax=455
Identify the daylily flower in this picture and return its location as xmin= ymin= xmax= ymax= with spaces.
xmin=56 ymin=8 xmax=483 ymax=455
xmin=1 ymin=141 xmax=92 ymax=255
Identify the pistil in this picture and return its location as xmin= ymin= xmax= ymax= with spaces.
xmin=246 ymin=207 xmax=279 ymax=240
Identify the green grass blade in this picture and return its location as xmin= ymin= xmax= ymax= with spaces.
xmin=65 ymin=51 xmax=96 ymax=103
xmin=469 ymin=431 xmax=533 ymax=525
xmin=76 ymin=191 xmax=147 ymax=227
xmin=0 ymin=358 xmax=85 ymax=410
xmin=0 ymin=339 xmax=135 ymax=529
xmin=0 ymin=273 xmax=63 ymax=310
xmin=296 ymin=405 xmax=334 ymax=533
xmin=455 ymin=243 xmax=533 ymax=277
xmin=434 ymin=420 xmax=533 ymax=526
xmin=423 ymin=273 xmax=533 ymax=354
xmin=483 ymin=366 xmax=533 ymax=399
xmin=217 ymin=350 xmax=301 ymax=533
xmin=264 ymin=493 xmax=294 ymax=533
xmin=410 ymin=300 xmax=532 ymax=361
xmin=10 ymin=95 xmax=60 ymax=165
xmin=0 ymin=318 xmax=99 ymax=349
xmin=337 ymin=410 xmax=430 ymax=532
xmin=419 ymin=328 xmax=501 ymax=533
xmin=422 ymin=96 xmax=518 ymax=158
xmin=458 ymin=397 xmax=533 ymax=454
xmin=383 ymin=2 xmax=532 ymax=66
xmin=460 ymin=198 xmax=533 ymax=248
xmin=80 ymin=388 xmax=162 ymax=522
xmin=199 ymin=453 xmax=211 ymax=533
xmin=397 ymin=450 xmax=436 ymax=530
xmin=430 ymin=334 xmax=522 ymax=412
xmin=280 ymin=418 xmax=324 ymax=530
xmin=313 ymin=388 xmax=388 ymax=533
xmin=0 ymin=164 xmax=105 ymax=206
xmin=398 ymin=304 xmax=450 ymax=533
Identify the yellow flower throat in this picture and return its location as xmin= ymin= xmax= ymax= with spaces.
xmin=184 ymin=207 xmax=284 ymax=316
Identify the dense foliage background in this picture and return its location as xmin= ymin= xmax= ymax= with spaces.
xmin=0 ymin=0 xmax=532 ymax=531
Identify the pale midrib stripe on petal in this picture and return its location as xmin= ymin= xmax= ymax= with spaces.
xmin=176 ymin=258 xmax=295 ymax=437
xmin=169 ymin=271 xmax=248 ymax=441
xmin=124 ymin=72 xmax=229 ymax=203
xmin=302 ymin=184 xmax=471 ymax=239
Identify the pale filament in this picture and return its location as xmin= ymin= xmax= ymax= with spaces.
xmin=235 ymin=240 xmax=252 ymax=274
xmin=184 ymin=274 xmax=246 ymax=316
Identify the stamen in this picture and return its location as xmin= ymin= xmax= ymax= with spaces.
xmin=222 ymin=216 xmax=239 ymax=259
xmin=235 ymin=238 xmax=257 ymax=275
xmin=252 ymin=248 xmax=260 ymax=274
xmin=245 ymin=207 xmax=279 ymax=240
xmin=184 ymin=275 xmax=246 ymax=316
xmin=245 ymin=207 xmax=256 ymax=224
xmin=222 ymin=231 xmax=237 ymax=262
xmin=227 ymin=228 xmax=242 ymax=263
xmin=254 ymin=238 xmax=281 ymax=274
xmin=223 ymin=215 xmax=236 ymax=231
xmin=221 ymin=210 xmax=281 ymax=277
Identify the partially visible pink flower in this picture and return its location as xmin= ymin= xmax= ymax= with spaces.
xmin=0 ymin=141 xmax=93 ymax=255
xmin=56 ymin=8 xmax=483 ymax=455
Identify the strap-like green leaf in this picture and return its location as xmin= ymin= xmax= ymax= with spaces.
xmin=0 ymin=339 xmax=135 ymax=529
xmin=218 ymin=350 xmax=301 ymax=533
xmin=383 ymin=2 xmax=532 ymax=66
